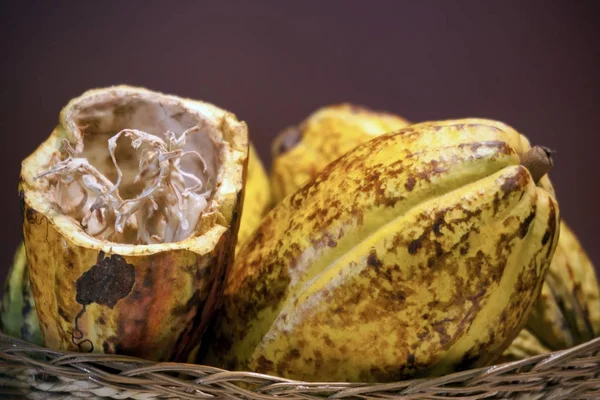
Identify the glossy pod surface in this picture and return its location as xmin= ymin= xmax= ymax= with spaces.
xmin=208 ymin=119 xmax=560 ymax=382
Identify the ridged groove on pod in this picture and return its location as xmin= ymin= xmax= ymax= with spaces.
xmin=19 ymin=85 xmax=248 ymax=362
xmin=206 ymin=119 xmax=560 ymax=382
xmin=526 ymin=220 xmax=600 ymax=349
xmin=525 ymin=278 xmax=575 ymax=350
xmin=270 ymin=103 xmax=410 ymax=203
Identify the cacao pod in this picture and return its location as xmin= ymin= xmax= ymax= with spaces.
xmin=3 ymin=144 xmax=270 ymax=346
xmin=524 ymin=220 xmax=600 ymax=350
xmin=0 ymin=243 xmax=43 ymax=345
xmin=236 ymin=143 xmax=273 ymax=252
xmin=19 ymin=85 xmax=248 ymax=362
xmin=206 ymin=118 xmax=560 ymax=382
xmin=500 ymin=328 xmax=550 ymax=362
xmin=270 ymin=103 xmax=410 ymax=203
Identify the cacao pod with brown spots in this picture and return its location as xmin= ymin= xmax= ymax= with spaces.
xmin=269 ymin=103 xmax=410 ymax=203
xmin=511 ymin=220 xmax=600 ymax=354
xmin=205 ymin=118 xmax=560 ymax=382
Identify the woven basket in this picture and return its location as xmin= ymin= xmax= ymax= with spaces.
xmin=0 ymin=331 xmax=599 ymax=400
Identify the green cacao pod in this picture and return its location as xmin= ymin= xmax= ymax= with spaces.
xmin=0 ymin=243 xmax=43 ymax=345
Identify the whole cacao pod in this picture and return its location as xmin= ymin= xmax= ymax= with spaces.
xmin=206 ymin=118 xmax=560 ymax=382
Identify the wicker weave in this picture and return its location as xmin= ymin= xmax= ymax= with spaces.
xmin=0 ymin=333 xmax=599 ymax=400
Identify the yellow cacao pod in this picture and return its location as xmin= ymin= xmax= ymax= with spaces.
xmin=236 ymin=143 xmax=272 ymax=252
xmin=19 ymin=85 xmax=248 ymax=362
xmin=206 ymin=118 xmax=560 ymax=382
xmin=525 ymin=220 xmax=600 ymax=349
xmin=500 ymin=328 xmax=550 ymax=362
xmin=5 ymin=144 xmax=270 ymax=347
xmin=270 ymin=103 xmax=410 ymax=203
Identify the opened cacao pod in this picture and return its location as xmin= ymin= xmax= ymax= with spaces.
xmin=19 ymin=85 xmax=248 ymax=362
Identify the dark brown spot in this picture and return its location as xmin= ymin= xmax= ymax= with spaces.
xmin=391 ymin=291 xmax=406 ymax=302
xmin=433 ymin=215 xmax=445 ymax=236
xmin=26 ymin=207 xmax=39 ymax=225
xmin=405 ymin=176 xmax=416 ymax=191
xmin=57 ymin=307 xmax=69 ymax=321
xmin=75 ymin=251 xmax=135 ymax=309
xmin=541 ymin=230 xmax=551 ymax=246
xmin=500 ymin=167 xmax=528 ymax=196
xmin=432 ymin=318 xmax=453 ymax=346
xmin=98 ymin=317 xmax=105 ymax=325
xmin=500 ymin=310 xmax=508 ymax=324
xmin=546 ymin=201 xmax=558 ymax=258
xmin=103 ymin=341 xmax=110 ymax=352
xmin=288 ymin=348 xmax=301 ymax=360
xmin=367 ymin=249 xmax=383 ymax=268
xmin=518 ymin=205 xmax=537 ymax=238
xmin=492 ymin=193 xmax=501 ymax=216
xmin=434 ymin=241 xmax=444 ymax=258
xmin=408 ymin=239 xmax=422 ymax=254
xmin=467 ymin=288 xmax=487 ymax=303
xmin=310 ymin=232 xmax=337 ymax=249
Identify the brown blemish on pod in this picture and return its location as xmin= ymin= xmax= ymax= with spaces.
xmin=75 ymin=251 xmax=135 ymax=309
xmin=218 ymin=122 xmax=561 ymax=381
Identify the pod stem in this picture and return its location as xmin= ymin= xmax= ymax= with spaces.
xmin=520 ymin=146 xmax=554 ymax=183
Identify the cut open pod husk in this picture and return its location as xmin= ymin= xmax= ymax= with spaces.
xmin=19 ymin=85 xmax=248 ymax=362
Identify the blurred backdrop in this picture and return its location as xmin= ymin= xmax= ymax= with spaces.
xmin=1 ymin=0 xmax=599 ymax=284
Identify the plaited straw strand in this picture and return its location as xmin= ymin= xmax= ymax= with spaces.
xmin=1 ymin=333 xmax=599 ymax=399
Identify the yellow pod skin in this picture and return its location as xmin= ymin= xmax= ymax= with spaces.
xmin=270 ymin=103 xmax=410 ymax=203
xmin=19 ymin=85 xmax=248 ymax=362
xmin=525 ymin=277 xmax=575 ymax=350
xmin=208 ymin=119 xmax=560 ymax=382
xmin=235 ymin=143 xmax=272 ymax=252
xmin=526 ymin=220 xmax=600 ymax=349
xmin=500 ymin=328 xmax=550 ymax=362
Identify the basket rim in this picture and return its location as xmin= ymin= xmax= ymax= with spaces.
xmin=1 ymin=331 xmax=600 ymax=399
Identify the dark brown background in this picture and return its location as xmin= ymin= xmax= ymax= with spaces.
xmin=1 ymin=0 xmax=599 ymax=285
